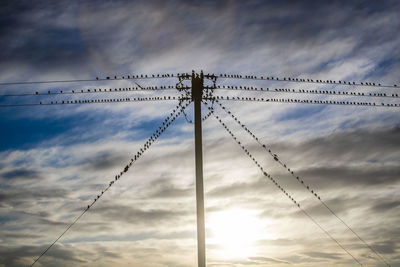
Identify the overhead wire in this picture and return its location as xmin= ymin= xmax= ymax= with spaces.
xmin=1 ymin=72 xmax=397 ymax=89
xmin=30 ymin=99 xmax=190 ymax=267
xmin=205 ymin=102 xmax=364 ymax=267
xmin=202 ymin=108 xmax=214 ymax=122
xmin=0 ymin=96 xmax=190 ymax=108
xmin=214 ymin=85 xmax=400 ymax=99
xmin=2 ymin=71 xmax=392 ymax=265
xmin=0 ymin=73 xmax=181 ymax=87
xmin=217 ymin=73 xmax=399 ymax=89
xmin=203 ymin=96 xmax=400 ymax=108
xmin=0 ymin=85 xmax=177 ymax=97
xmin=214 ymin=99 xmax=391 ymax=267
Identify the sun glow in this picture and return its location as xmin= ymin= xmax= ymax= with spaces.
xmin=207 ymin=209 xmax=264 ymax=259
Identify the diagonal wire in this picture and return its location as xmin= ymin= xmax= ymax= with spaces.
xmin=214 ymin=99 xmax=391 ymax=266
xmin=30 ymin=100 xmax=190 ymax=267
xmin=206 ymin=103 xmax=364 ymax=266
xmin=180 ymin=102 xmax=214 ymax=124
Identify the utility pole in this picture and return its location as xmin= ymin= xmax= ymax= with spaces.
xmin=192 ymin=70 xmax=206 ymax=267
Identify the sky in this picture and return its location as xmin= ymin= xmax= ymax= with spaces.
xmin=0 ymin=0 xmax=399 ymax=266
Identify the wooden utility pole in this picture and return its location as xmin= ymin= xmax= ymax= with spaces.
xmin=192 ymin=71 xmax=206 ymax=267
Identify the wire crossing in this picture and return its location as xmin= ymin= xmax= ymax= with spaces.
xmin=182 ymin=103 xmax=214 ymax=124
xmin=218 ymin=73 xmax=399 ymax=89
xmin=214 ymin=85 xmax=400 ymax=99
xmin=214 ymin=99 xmax=391 ymax=267
xmin=206 ymin=103 xmax=364 ymax=266
xmin=30 ymin=101 xmax=189 ymax=267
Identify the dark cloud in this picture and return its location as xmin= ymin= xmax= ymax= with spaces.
xmin=0 ymin=188 xmax=67 ymax=202
xmin=273 ymin=127 xmax=400 ymax=162
xmin=0 ymin=244 xmax=86 ymax=267
xmin=265 ymin=127 xmax=400 ymax=190
xmin=0 ymin=231 xmax=41 ymax=240
xmin=371 ymin=240 xmax=398 ymax=254
xmin=248 ymin=256 xmax=291 ymax=264
xmin=0 ymin=187 xmax=68 ymax=208
xmin=303 ymin=251 xmax=342 ymax=260
xmin=0 ymin=1 xmax=91 ymax=74
xmin=2 ymin=0 xmax=397 ymax=78
xmin=93 ymin=204 xmax=189 ymax=226
xmin=297 ymin=165 xmax=400 ymax=187
xmin=371 ymin=200 xmax=400 ymax=213
xmin=1 ymin=168 xmax=41 ymax=180
xmin=82 ymin=151 xmax=127 ymax=171
xmin=146 ymin=179 xmax=193 ymax=199
xmin=288 ymin=195 xmax=361 ymax=219
xmin=206 ymin=178 xmax=269 ymax=198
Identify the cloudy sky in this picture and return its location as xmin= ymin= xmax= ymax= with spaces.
xmin=0 ymin=0 xmax=399 ymax=266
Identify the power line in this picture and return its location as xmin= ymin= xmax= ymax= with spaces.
xmin=2 ymin=89 xmax=398 ymax=109
xmin=204 ymin=95 xmax=400 ymax=108
xmin=0 ymin=96 xmax=190 ymax=108
xmin=202 ymin=108 xmax=214 ymax=122
xmin=0 ymin=73 xmax=181 ymax=87
xmin=30 ymin=100 xmax=190 ymax=267
xmin=214 ymin=99 xmax=391 ymax=267
xmin=214 ymin=85 xmax=400 ymax=99
xmin=206 ymin=104 xmax=364 ymax=266
xmin=0 ymin=85 xmax=177 ymax=97
xmin=0 ymin=73 xmax=218 ymax=87
xmin=5 ymin=69 xmax=393 ymax=266
xmin=1 ymin=72 xmax=397 ymax=90
xmin=217 ymin=73 xmax=399 ymax=89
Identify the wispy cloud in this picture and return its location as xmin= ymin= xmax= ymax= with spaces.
xmin=0 ymin=0 xmax=399 ymax=266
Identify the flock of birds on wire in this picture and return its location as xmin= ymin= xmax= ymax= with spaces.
xmin=0 ymin=72 xmax=399 ymax=108
xmin=0 ymin=72 xmax=396 ymax=267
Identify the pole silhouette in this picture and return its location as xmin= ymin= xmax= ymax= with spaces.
xmin=192 ymin=70 xmax=206 ymax=267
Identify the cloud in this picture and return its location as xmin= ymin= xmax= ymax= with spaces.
xmin=297 ymin=165 xmax=400 ymax=187
xmin=371 ymin=200 xmax=400 ymax=213
xmin=1 ymin=168 xmax=41 ymax=180
xmin=371 ymin=240 xmax=398 ymax=254
xmin=145 ymin=179 xmax=193 ymax=199
xmin=0 ymin=244 xmax=86 ymax=267
xmin=92 ymin=203 xmax=190 ymax=226
xmin=248 ymin=256 xmax=291 ymax=264
xmin=80 ymin=151 xmax=127 ymax=171
xmin=302 ymin=251 xmax=342 ymax=260
xmin=0 ymin=1 xmax=399 ymax=266
xmin=0 ymin=188 xmax=68 ymax=205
